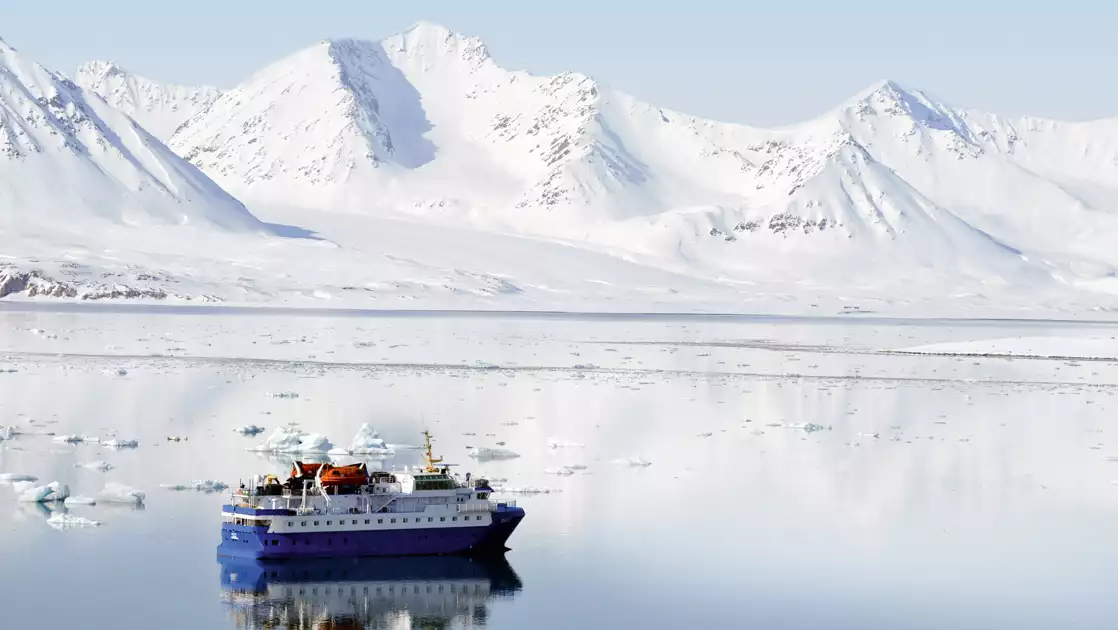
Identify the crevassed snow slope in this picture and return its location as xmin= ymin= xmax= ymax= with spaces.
xmin=0 ymin=37 xmax=259 ymax=233
xmin=166 ymin=22 xmax=1118 ymax=299
xmin=74 ymin=60 xmax=222 ymax=140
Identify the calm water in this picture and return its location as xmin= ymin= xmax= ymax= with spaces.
xmin=1 ymin=309 xmax=1118 ymax=629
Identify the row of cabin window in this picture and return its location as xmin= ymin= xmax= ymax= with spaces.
xmin=293 ymin=515 xmax=478 ymax=527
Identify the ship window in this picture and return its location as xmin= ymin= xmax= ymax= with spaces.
xmin=378 ymin=519 xmax=383 ymax=524
xmin=352 ymin=520 xmax=357 ymax=525
xmin=428 ymin=517 xmax=433 ymax=523
xmin=390 ymin=518 xmax=396 ymax=524
xmin=440 ymin=517 xmax=446 ymax=522
xmin=314 ymin=521 xmax=319 ymax=526
xmin=452 ymin=517 xmax=458 ymax=521
xmin=365 ymin=520 xmax=370 ymax=525
xmin=403 ymin=518 xmax=408 ymax=523
xmin=301 ymin=521 xmax=306 ymax=526
xmin=326 ymin=521 xmax=332 ymax=526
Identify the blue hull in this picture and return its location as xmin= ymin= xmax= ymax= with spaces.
xmin=217 ymin=506 xmax=525 ymax=559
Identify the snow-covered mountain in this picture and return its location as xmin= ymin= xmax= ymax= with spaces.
xmin=162 ymin=22 xmax=1118 ymax=298
xmin=74 ymin=60 xmax=221 ymax=140
xmin=0 ymin=37 xmax=259 ymax=233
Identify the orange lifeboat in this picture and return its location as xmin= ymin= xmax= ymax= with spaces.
xmin=319 ymin=463 xmax=369 ymax=487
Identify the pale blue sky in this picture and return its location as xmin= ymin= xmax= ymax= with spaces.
xmin=1 ymin=0 xmax=1113 ymax=126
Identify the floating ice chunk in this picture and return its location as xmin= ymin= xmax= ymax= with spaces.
xmin=284 ymin=433 xmax=333 ymax=453
xmin=101 ymin=439 xmax=138 ymax=449
xmin=0 ymin=473 xmax=37 ymax=483
xmin=696 ymin=432 xmax=714 ymax=438
xmin=234 ymin=424 xmax=266 ymax=436
xmin=47 ymin=513 xmax=102 ymax=529
xmin=64 ymin=496 xmax=97 ymax=506
xmin=97 ymin=483 xmax=145 ymax=505
xmin=160 ymin=480 xmax=228 ymax=492
xmin=544 ymin=467 xmax=575 ymax=476
xmin=16 ymin=481 xmax=70 ymax=503
xmin=53 ymin=434 xmax=97 ymax=444
xmin=468 ymin=447 xmax=521 ymax=461
xmin=564 ymin=464 xmax=588 ymax=471
xmin=0 ymin=426 xmax=13 ymax=441
xmin=495 ymin=486 xmax=559 ymax=495
xmin=609 ymin=456 xmax=652 ymax=468
xmin=76 ymin=461 xmax=113 ymax=472
xmin=547 ymin=438 xmax=585 ymax=449
xmin=268 ymin=391 xmax=300 ymax=399
xmin=249 ymin=425 xmax=310 ymax=452
xmin=348 ymin=424 xmax=394 ymax=455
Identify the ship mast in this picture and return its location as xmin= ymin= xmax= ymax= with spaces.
xmin=422 ymin=430 xmax=443 ymax=473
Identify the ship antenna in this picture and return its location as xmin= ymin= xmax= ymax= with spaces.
xmin=423 ymin=429 xmax=443 ymax=473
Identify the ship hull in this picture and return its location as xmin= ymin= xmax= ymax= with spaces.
xmin=217 ymin=506 xmax=525 ymax=559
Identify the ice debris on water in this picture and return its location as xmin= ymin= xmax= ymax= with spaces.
xmin=14 ymin=481 xmax=70 ymax=503
xmin=97 ymin=482 xmax=145 ymax=505
xmin=101 ymin=439 xmax=138 ymax=449
xmin=76 ymin=461 xmax=112 ymax=472
xmin=494 ymin=486 xmax=559 ymax=495
xmin=802 ymin=423 xmax=829 ymax=433
xmin=609 ymin=456 xmax=652 ymax=468
xmin=268 ymin=391 xmax=300 ymax=399
xmin=160 ymin=480 xmax=228 ymax=493
xmin=47 ymin=513 xmax=102 ymax=529
xmin=564 ymin=464 xmax=588 ymax=471
xmin=0 ymin=473 xmax=38 ymax=483
xmin=0 ymin=425 xmax=14 ymax=441
xmin=547 ymin=437 xmax=585 ymax=449
xmin=52 ymin=434 xmax=98 ymax=444
xmin=345 ymin=424 xmax=394 ymax=456
xmin=64 ymin=496 xmax=97 ymax=506
xmin=234 ymin=424 xmax=266 ymax=436
xmin=544 ymin=467 xmax=575 ymax=476
xmin=468 ymin=447 xmax=521 ymax=461
xmin=248 ymin=424 xmax=334 ymax=454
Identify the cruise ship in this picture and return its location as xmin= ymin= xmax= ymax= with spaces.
xmin=219 ymin=554 xmax=522 ymax=629
xmin=218 ymin=432 xmax=525 ymax=559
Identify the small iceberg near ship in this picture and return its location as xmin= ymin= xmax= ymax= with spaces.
xmin=47 ymin=513 xmax=102 ymax=529
xmin=97 ymin=482 xmax=145 ymax=505
xmin=468 ymin=447 xmax=521 ymax=461
xmin=14 ymin=481 xmax=70 ymax=503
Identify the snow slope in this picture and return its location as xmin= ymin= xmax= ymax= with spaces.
xmin=165 ymin=22 xmax=1118 ymax=302
xmin=0 ymin=37 xmax=259 ymax=233
xmin=74 ymin=60 xmax=221 ymax=140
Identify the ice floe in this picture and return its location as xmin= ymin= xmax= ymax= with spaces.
xmin=76 ymin=461 xmax=113 ymax=472
xmin=468 ymin=447 xmax=521 ymax=461
xmin=0 ymin=473 xmax=37 ymax=483
xmin=0 ymin=425 xmax=13 ymax=441
xmin=248 ymin=424 xmax=334 ymax=454
xmin=47 ymin=513 xmax=102 ymax=529
xmin=97 ymin=482 xmax=145 ymax=505
xmin=101 ymin=439 xmax=138 ymax=449
xmin=609 ymin=456 xmax=652 ymax=468
xmin=160 ymin=480 xmax=228 ymax=492
xmin=64 ymin=496 xmax=97 ymax=506
xmin=234 ymin=424 xmax=266 ymax=436
xmin=544 ymin=467 xmax=575 ymax=476
xmin=15 ymin=481 xmax=71 ymax=503
xmin=52 ymin=434 xmax=98 ymax=444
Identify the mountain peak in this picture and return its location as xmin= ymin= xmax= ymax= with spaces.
xmin=382 ymin=21 xmax=491 ymax=68
xmin=76 ymin=59 xmax=127 ymax=81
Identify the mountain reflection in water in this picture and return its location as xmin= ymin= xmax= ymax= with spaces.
xmin=219 ymin=554 xmax=523 ymax=629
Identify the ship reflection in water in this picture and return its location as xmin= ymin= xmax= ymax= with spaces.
xmin=219 ymin=554 xmax=523 ymax=629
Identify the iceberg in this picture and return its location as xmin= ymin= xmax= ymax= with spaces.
xmin=248 ymin=424 xmax=332 ymax=453
xmin=47 ymin=513 xmax=102 ymax=529
xmin=347 ymin=424 xmax=394 ymax=456
xmin=101 ymin=439 xmax=138 ymax=449
xmin=234 ymin=424 xmax=266 ymax=436
xmin=15 ymin=481 xmax=71 ymax=503
xmin=76 ymin=461 xmax=113 ymax=472
xmin=97 ymin=482 xmax=145 ymax=505
xmin=0 ymin=473 xmax=37 ymax=483
xmin=0 ymin=425 xmax=12 ymax=441
xmin=468 ymin=447 xmax=521 ymax=461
